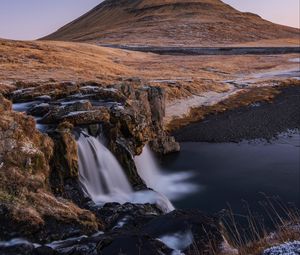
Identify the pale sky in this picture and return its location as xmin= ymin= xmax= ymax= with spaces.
xmin=0 ymin=0 xmax=299 ymax=40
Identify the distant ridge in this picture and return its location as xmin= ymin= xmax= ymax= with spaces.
xmin=44 ymin=0 xmax=300 ymax=46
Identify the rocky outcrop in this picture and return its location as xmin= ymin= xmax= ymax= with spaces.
xmin=0 ymin=95 xmax=102 ymax=242
xmin=1 ymin=80 xmax=183 ymax=245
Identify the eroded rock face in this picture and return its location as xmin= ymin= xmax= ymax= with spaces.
xmin=0 ymin=94 xmax=101 ymax=242
xmin=2 ymin=81 xmax=182 ymax=247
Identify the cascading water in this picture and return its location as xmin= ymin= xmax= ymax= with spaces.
xmin=77 ymin=131 xmax=132 ymax=204
xmin=134 ymin=145 xmax=199 ymax=201
xmin=77 ymin=131 xmax=174 ymax=212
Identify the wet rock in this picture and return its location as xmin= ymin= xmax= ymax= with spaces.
xmin=98 ymin=234 xmax=172 ymax=255
xmin=33 ymin=246 xmax=57 ymax=255
xmin=48 ymin=122 xmax=89 ymax=205
xmin=35 ymin=95 xmax=52 ymax=102
xmin=27 ymin=103 xmax=50 ymax=116
xmin=108 ymin=138 xmax=146 ymax=189
xmin=92 ymin=202 xmax=162 ymax=231
xmin=40 ymin=101 xmax=93 ymax=124
xmin=10 ymin=82 xmax=80 ymax=102
xmin=0 ymin=238 xmax=35 ymax=255
xmin=40 ymin=100 xmax=110 ymax=126
xmin=142 ymin=209 xmax=223 ymax=254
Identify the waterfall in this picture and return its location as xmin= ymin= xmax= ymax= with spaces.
xmin=77 ymin=131 xmax=132 ymax=204
xmin=134 ymin=145 xmax=199 ymax=201
xmin=77 ymin=131 xmax=174 ymax=212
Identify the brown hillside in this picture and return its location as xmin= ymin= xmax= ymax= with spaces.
xmin=44 ymin=0 xmax=299 ymax=46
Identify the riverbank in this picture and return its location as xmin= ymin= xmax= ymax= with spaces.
xmin=173 ymin=85 xmax=300 ymax=143
xmin=100 ymin=45 xmax=300 ymax=55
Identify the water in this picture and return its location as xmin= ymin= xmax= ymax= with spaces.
xmin=160 ymin=133 xmax=300 ymax=214
xmin=77 ymin=131 xmax=133 ymax=204
xmin=77 ymin=131 xmax=175 ymax=212
xmin=135 ymin=145 xmax=200 ymax=201
xmin=157 ymin=229 xmax=193 ymax=253
xmin=12 ymin=101 xmax=39 ymax=112
xmin=13 ymin=102 xmax=50 ymax=132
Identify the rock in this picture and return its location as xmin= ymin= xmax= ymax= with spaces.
xmin=61 ymin=108 xmax=110 ymax=126
xmin=92 ymin=202 xmax=163 ymax=231
xmin=141 ymin=209 xmax=223 ymax=254
xmin=33 ymin=246 xmax=57 ymax=255
xmin=40 ymin=100 xmax=110 ymax=126
xmin=0 ymin=238 xmax=35 ymax=255
xmin=40 ymin=101 xmax=93 ymax=124
xmin=108 ymin=138 xmax=146 ymax=189
xmin=147 ymin=86 xmax=166 ymax=129
xmin=98 ymin=234 xmax=172 ymax=255
xmin=27 ymin=103 xmax=50 ymax=116
xmin=48 ymin=122 xmax=89 ymax=206
xmin=80 ymin=84 xmax=127 ymax=103
xmin=150 ymin=135 xmax=180 ymax=155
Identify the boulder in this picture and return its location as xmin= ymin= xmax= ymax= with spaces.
xmin=92 ymin=202 xmax=162 ymax=231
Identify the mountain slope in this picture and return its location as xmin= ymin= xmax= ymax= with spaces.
xmin=44 ymin=0 xmax=299 ymax=46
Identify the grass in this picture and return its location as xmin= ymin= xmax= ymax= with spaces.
xmin=220 ymin=195 xmax=300 ymax=255
xmin=1 ymin=39 xmax=299 ymax=101
xmin=183 ymin=195 xmax=299 ymax=255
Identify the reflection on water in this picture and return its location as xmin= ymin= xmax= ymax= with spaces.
xmin=160 ymin=132 xmax=300 ymax=213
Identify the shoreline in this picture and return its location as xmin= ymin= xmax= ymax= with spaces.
xmin=173 ymin=85 xmax=300 ymax=143
xmin=100 ymin=44 xmax=300 ymax=55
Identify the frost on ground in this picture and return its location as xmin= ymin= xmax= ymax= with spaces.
xmin=263 ymin=241 xmax=300 ymax=255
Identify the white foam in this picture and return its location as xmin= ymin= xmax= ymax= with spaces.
xmin=158 ymin=229 xmax=194 ymax=252
xmin=135 ymin=145 xmax=200 ymax=201
xmin=77 ymin=132 xmax=174 ymax=213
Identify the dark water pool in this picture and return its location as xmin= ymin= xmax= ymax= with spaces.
xmin=160 ymin=133 xmax=300 ymax=214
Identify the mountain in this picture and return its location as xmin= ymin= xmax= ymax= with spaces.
xmin=45 ymin=0 xmax=299 ymax=46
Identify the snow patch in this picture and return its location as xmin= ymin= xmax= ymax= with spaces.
xmin=263 ymin=241 xmax=300 ymax=255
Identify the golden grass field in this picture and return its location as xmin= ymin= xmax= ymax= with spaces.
xmin=1 ymin=39 xmax=299 ymax=102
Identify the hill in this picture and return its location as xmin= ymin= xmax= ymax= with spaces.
xmin=44 ymin=0 xmax=299 ymax=46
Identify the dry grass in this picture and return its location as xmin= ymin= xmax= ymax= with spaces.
xmin=1 ymin=39 xmax=298 ymax=101
xmin=220 ymin=196 xmax=300 ymax=255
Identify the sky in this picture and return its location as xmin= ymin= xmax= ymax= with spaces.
xmin=0 ymin=0 xmax=299 ymax=40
